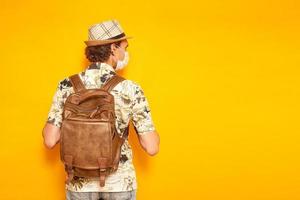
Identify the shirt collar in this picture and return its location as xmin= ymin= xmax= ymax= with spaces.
xmin=87 ymin=62 xmax=116 ymax=73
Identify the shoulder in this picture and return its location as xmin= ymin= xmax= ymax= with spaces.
xmin=58 ymin=77 xmax=72 ymax=90
xmin=54 ymin=76 xmax=74 ymax=96
xmin=118 ymin=79 xmax=141 ymax=89
xmin=115 ymin=79 xmax=144 ymax=97
xmin=56 ymin=77 xmax=72 ymax=92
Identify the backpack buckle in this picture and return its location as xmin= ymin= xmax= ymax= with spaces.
xmin=98 ymin=157 xmax=108 ymax=187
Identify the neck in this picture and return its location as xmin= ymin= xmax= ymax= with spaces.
xmin=104 ymin=57 xmax=117 ymax=70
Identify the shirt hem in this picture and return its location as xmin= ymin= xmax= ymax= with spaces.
xmin=65 ymin=185 xmax=137 ymax=193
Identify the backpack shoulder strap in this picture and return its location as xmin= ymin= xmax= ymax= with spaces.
xmin=69 ymin=74 xmax=86 ymax=92
xmin=102 ymin=74 xmax=126 ymax=92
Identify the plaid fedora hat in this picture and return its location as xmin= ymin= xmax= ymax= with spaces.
xmin=84 ymin=19 xmax=133 ymax=46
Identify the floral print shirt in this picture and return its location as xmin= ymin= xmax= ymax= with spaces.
xmin=46 ymin=62 xmax=156 ymax=192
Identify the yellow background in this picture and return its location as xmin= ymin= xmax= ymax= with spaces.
xmin=0 ymin=0 xmax=299 ymax=199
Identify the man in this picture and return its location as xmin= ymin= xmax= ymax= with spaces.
xmin=42 ymin=19 xmax=160 ymax=200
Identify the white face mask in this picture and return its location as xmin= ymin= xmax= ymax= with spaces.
xmin=115 ymin=50 xmax=129 ymax=71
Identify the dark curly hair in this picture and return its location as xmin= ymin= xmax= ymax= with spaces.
xmin=85 ymin=41 xmax=122 ymax=63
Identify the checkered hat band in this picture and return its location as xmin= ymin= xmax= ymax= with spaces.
xmin=89 ymin=32 xmax=125 ymax=41
xmin=109 ymin=32 xmax=126 ymax=39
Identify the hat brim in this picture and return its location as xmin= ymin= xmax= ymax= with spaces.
xmin=84 ymin=36 xmax=133 ymax=46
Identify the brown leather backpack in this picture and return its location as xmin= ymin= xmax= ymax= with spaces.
xmin=60 ymin=73 xmax=129 ymax=187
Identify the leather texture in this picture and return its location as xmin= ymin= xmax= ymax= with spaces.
xmin=60 ymin=73 xmax=129 ymax=187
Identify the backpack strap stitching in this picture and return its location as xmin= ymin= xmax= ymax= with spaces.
xmin=69 ymin=74 xmax=86 ymax=92
xmin=101 ymin=74 xmax=125 ymax=92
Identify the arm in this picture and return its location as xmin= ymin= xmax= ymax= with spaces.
xmin=137 ymin=130 xmax=160 ymax=156
xmin=43 ymin=79 xmax=66 ymax=149
xmin=131 ymin=82 xmax=160 ymax=156
xmin=42 ymin=123 xmax=61 ymax=149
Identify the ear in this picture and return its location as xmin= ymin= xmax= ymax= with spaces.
xmin=110 ymin=43 xmax=118 ymax=51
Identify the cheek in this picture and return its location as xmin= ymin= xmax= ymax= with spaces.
xmin=120 ymin=51 xmax=125 ymax=60
xmin=115 ymin=51 xmax=124 ymax=60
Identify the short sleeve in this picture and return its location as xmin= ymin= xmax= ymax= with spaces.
xmin=130 ymin=83 xmax=156 ymax=136
xmin=46 ymin=80 xmax=66 ymax=128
